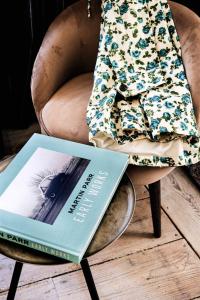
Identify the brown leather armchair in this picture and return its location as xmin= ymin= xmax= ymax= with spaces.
xmin=31 ymin=0 xmax=200 ymax=186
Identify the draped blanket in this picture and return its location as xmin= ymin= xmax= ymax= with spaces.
xmin=87 ymin=0 xmax=200 ymax=167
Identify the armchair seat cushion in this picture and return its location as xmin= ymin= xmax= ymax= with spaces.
xmin=40 ymin=72 xmax=175 ymax=185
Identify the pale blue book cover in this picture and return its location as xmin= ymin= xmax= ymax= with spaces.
xmin=0 ymin=133 xmax=129 ymax=263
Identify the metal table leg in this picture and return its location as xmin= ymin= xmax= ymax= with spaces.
xmin=7 ymin=261 xmax=23 ymax=300
xmin=80 ymin=258 xmax=99 ymax=300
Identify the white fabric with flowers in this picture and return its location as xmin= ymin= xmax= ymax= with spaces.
xmin=86 ymin=0 xmax=200 ymax=167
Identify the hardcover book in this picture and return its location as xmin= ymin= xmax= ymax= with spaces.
xmin=0 ymin=133 xmax=129 ymax=263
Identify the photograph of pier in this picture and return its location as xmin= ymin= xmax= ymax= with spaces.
xmin=33 ymin=156 xmax=90 ymax=224
xmin=0 ymin=148 xmax=90 ymax=224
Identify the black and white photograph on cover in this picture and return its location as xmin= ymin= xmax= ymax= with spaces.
xmin=0 ymin=147 xmax=90 ymax=225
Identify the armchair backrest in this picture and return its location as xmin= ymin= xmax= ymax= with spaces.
xmin=31 ymin=0 xmax=200 ymax=124
xmin=31 ymin=0 xmax=101 ymax=119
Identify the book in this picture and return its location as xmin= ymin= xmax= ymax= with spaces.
xmin=0 ymin=133 xmax=129 ymax=263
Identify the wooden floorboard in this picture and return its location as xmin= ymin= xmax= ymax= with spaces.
xmin=0 ymin=278 xmax=57 ymax=300
xmin=52 ymin=240 xmax=200 ymax=300
xmin=2 ymin=240 xmax=200 ymax=300
xmin=161 ymin=167 xmax=200 ymax=257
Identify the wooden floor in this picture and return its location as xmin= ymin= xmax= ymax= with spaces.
xmin=0 ymin=165 xmax=200 ymax=300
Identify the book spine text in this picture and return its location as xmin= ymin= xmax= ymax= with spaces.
xmin=0 ymin=231 xmax=78 ymax=263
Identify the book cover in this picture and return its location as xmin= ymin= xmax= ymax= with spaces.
xmin=0 ymin=133 xmax=129 ymax=263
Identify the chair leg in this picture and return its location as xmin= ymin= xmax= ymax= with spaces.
xmin=149 ymin=180 xmax=161 ymax=238
xmin=80 ymin=258 xmax=99 ymax=300
xmin=7 ymin=261 xmax=23 ymax=300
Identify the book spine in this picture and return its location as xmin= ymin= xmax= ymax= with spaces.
xmin=0 ymin=230 xmax=79 ymax=263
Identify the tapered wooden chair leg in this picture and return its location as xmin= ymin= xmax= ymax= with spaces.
xmin=149 ymin=180 xmax=161 ymax=238
xmin=7 ymin=261 xmax=23 ymax=300
xmin=80 ymin=258 xmax=99 ymax=300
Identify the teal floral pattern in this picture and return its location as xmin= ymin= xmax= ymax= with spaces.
xmin=87 ymin=0 xmax=200 ymax=167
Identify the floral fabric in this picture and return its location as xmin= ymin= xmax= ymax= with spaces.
xmin=86 ymin=0 xmax=200 ymax=167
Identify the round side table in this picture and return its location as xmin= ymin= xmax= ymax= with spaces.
xmin=0 ymin=155 xmax=136 ymax=300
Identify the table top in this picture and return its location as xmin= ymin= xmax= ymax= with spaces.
xmin=0 ymin=155 xmax=136 ymax=264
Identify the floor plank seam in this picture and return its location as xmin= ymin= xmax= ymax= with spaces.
xmin=86 ymin=238 xmax=184 ymax=270
xmin=135 ymin=185 xmax=150 ymax=201
xmin=161 ymin=205 xmax=200 ymax=259
xmin=122 ymin=236 xmax=183 ymax=256
xmin=0 ymin=237 xmax=184 ymax=295
xmin=180 ymin=237 xmax=200 ymax=260
xmin=0 ymin=266 xmax=82 ymax=295
xmin=136 ymin=196 xmax=150 ymax=201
